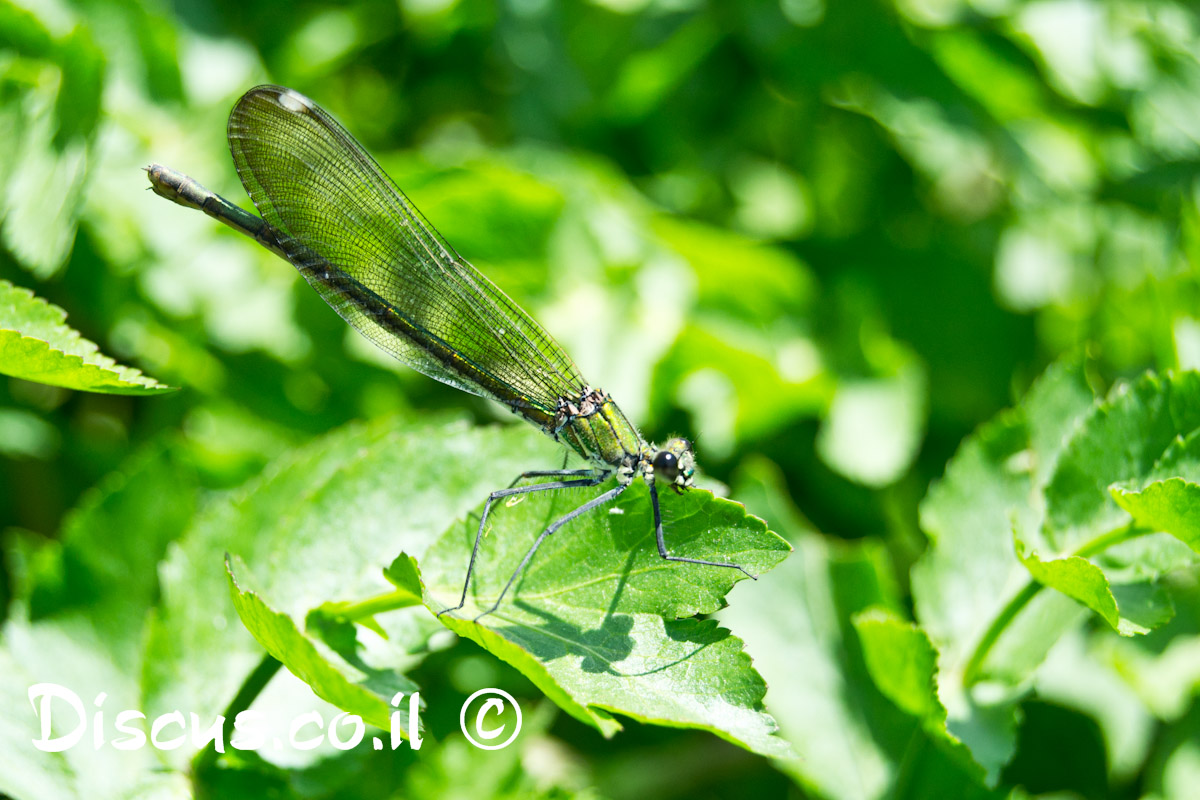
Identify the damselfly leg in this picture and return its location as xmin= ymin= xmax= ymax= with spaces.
xmin=449 ymin=477 xmax=754 ymax=622
xmin=471 ymin=482 xmax=629 ymax=621
xmin=649 ymin=482 xmax=755 ymax=579
xmin=437 ymin=469 xmax=608 ymax=618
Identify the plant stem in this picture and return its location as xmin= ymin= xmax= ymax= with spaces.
xmin=961 ymin=523 xmax=1155 ymax=685
xmin=961 ymin=580 xmax=1041 ymax=686
xmin=328 ymin=587 xmax=422 ymax=621
xmin=192 ymin=652 xmax=282 ymax=778
xmin=1073 ymin=524 xmax=1151 ymax=559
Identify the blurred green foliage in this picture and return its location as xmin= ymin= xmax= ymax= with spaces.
xmin=4 ymin=0 xmax=1200 ymax=798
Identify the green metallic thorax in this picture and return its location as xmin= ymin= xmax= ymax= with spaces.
xmin=559 ymin=398 xmax=644 ymax=468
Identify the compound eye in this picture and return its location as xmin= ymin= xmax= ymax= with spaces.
xmin=653 ymin=450 xmax=680 ymax=480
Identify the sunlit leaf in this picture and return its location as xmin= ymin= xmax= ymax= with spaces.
xmin=1045 ymin=372 xmax=1200 ymax=552
xmin=912 ymin=358 xmax=1096 ymax=780
xmin=0 ymin=443 xmax=199 ymax=800
xmin=421 ymin=477 xmax=793 ymax=757
xmin=817 ymin=363 xmax=926 ymax=487
xmin=720 ymin=460 xmax=992 ymax=798
xmin=145 ymin=417 xmax=562 ymax=767
xmin=226 ymin=555 xmax=418 ymax=733
xmin=1014 ymin=542 xmax=1128 ymax=633
xmin=0 ymin=280 xmax=174 ymax=395
xmin=854 ymin=608 xmax=942 ymax=721
xmin=1113 ymin=479 xmax=1200 ymax=554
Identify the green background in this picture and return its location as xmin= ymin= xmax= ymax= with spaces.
xmin=3 ymin=0 xmax=1200 ymax=798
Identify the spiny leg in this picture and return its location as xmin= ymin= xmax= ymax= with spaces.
xmin=438 ymin=472 xmax=607 ymax=617
xmin=462 ymin=468 xmax=601 ymax=527
xmin=504 ymin=444 xmax=582 ymax=487
xmin=505 ymin=468 xmax=599 ymax=489
xmin=474 ymin=482 xmax=629 ymax=621
xmin=649 ymin=481 xmax=756 ymax=579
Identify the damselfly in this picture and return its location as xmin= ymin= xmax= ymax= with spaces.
xmin=146 ymin=85 xmax=753 ymax=619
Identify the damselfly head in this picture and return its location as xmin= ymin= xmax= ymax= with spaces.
xmin=652 ymin=437 xmax=696 ymax=492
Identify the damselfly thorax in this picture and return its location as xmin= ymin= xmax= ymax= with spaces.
xmin=539 ymin=386 xmax=696 ymax=491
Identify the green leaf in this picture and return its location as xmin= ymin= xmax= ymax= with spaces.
xmin=144 ymin=417 xmax=562 ymax=766
xmin=26 ymin=442 xmax=198 ymax=656
xmin=912 ymin=357 xmax=1096 ymax=780
xmin=915 ymin=359 xmax=1091 ymax=665
xmin=1023 ymin=354 xmax=1099 ymax=488
xmin=420 ymin=478 xmax=793 ymax=757
xmin=719 ymin=460 xmax=994 ymax=798
xmin=0 ymin=1 xmax=54 ymax=57
xmin=854 ymin=607 xmax=944 ymax=722
xmin=722 ymin=535 xmax=910 ymax=797
xmin=605 ymin=14 xmax=721 ymax=120
xmin=1015 ymin=540 xmax=1123 ymax=631
xmin=1033 ymin=628 xmax=1158 ymax=783
xmin=383 ymin=553 xmax=424 ymax=598
xmin=0 ymin=280 xmax=174 ymax=395
xmin=0 ymin=442 xmax=200 ymax=800
xmin=1113 ymin=478 xmax=1200 ymax=554
xmin=853 ymin=606 xmax=993 ymax=786
xmin=816 ymin=359 xmax=927 ymax=487
xmin=1145 ymin=428 xmax=1200 ymax=483
xmin=0 ymin=617 xmax=193 ymax=800
xmin=307 ymin=553 xmax=425 ymax=643
xmin=52 ymin=27 xmax=105 ymax=148
xmin=1109 ymin=581 xmax=1176 ymax=633
xmin=226 ymin=555 xmax=417 ymax=733
xmin=1 ymin=74 xmax=87 ymax=275
xmin=1103 ymin=575 xmax=1200 ymax=724
xmin=912 ymin=360 xmax=1200 ymax=783
xmin=1137 ymin=424 xmax=1200 ymax=482
xmin=1016 ymin=523 xmax=1177 ymax=637
xmin=1046 ymin=371 xmax=1200 ymax=552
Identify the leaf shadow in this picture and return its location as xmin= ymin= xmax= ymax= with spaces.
xmin=305 ymin=607 xmax=418 ymax=698
xmin=503 ymin=545 xmax=640 ymax=673
xmin=497 ymin=545 xmax=730 ymax=677
xmin=506 ymin=601 xmax=636 ymax=674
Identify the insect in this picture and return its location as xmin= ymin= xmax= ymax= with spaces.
xmin=146 ymin=84 xmax=753 ymax=619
